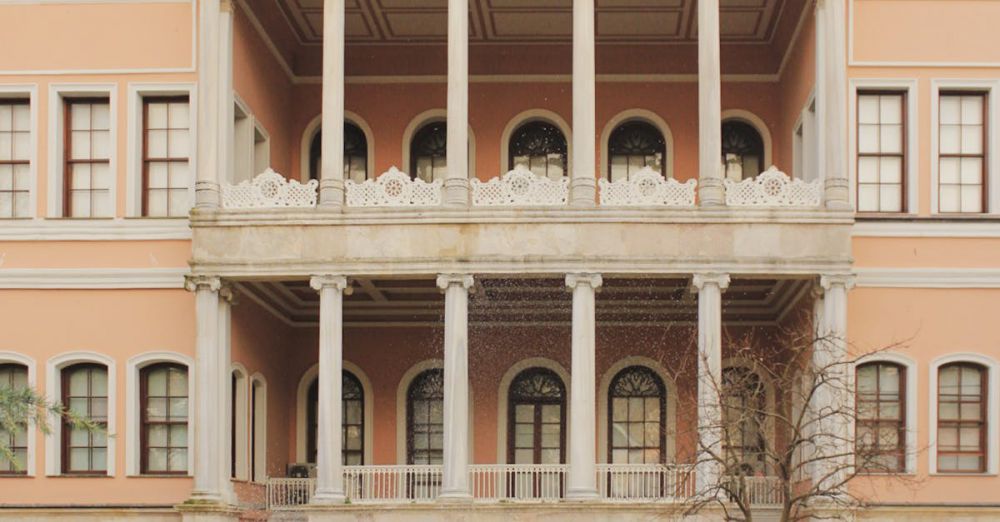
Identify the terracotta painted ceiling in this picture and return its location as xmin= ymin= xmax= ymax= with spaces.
xmin=276 ymin=0 xmax=794 ymax=44
xmin=242 ymin=0 xmax=810 ymax=76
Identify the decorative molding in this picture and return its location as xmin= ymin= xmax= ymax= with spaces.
xmin=855 ymin=268 xmax=1000 ymax=289
xmin=345 ymin=167 xmax=443 ymax=208
xmin=222 ymin=169 xmax=318 ymax=209
xmin=598 ymin=167 xmax=696 ymax=207
xmin=0 ymin=218 xmax=192 ymax=240
xmin=471 ymin=166 xmax=569 ymax=207
xmin=0 ymin=268 xmax=188 ymax=289
xmin=724 ymin=167 xmax=822 ymax=207
xmin=852 ymin=220 xmax=1000 ymax=238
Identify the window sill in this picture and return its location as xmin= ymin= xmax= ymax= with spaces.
xmin=49 ymin=474 xmax=114 ymax=478
xmin=0 ymin=473 xmax=32 ymax=478
xmin=128 ymin=473 xmax=191 ymax=478
xmin=929 ymin=472 xmax=998 ymax=477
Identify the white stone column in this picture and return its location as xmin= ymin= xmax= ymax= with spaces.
xmin=319 ymin=0 xmax=346 ymax=208
xmin=570 ymin=0 xmax=597 ymax=206
xmin=310 ymin=275 xmax=350 ymax=503
xmin=816 ymin=0 xmax=850 ymax=209
xmin=185 ymin=275 xmax=227 ymax=503
xmin=195 ymin=0 xmax=221 ymax=208
xmin=565 ymin=273 xmax=601 ymax=499
xmin=444 ymin=0 xmax=470 ymax=207
xmin=437 ymin=274 xmax=474 ymax=500
xmin=811 ymin=275 xmax=854 ymax=490
xmin=219 ymin=1 xmax=234 ymax=189
xmin=698 ymin=0 xmax=724 ymax=206
xmin=692 ymin=273 xmax=729 ymax=493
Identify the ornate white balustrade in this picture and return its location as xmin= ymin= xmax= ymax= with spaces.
xmin=725 ymin=475 xmax=784 ymax=506
xmin=598 ymin=167 xmax=698 ymax=207
xmin=723 ymin=167 xmax=822 ymax=207
xmin=470 ymin=165 xmax=569 ymax=206
xmin=221 ymin=169 xmax=318 ymax=209
xmin=345 ymin=167 xmax=443 ymax=208
xmin=470 ymin=464 xmax=567 ymax=502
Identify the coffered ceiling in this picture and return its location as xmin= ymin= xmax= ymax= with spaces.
xmin=275 ymin=0 xmax=796 ymax=44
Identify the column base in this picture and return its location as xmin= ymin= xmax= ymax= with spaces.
xmin=437 ymin=490 xmax=474 ymax=503
xmin=563 ymin=488 xmax=600 ymax=501
xmin=311 ymin=489 xmax=347 ymax=505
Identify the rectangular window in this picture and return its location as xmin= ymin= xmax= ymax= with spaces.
xmin=0 ymin=100 xmax=31 ymax=218
xmin=140 ymin=364 xmax=188 ymax=474
xmin=937 ymin=363 xmax=987 ymax=473
xmin=939 ymin=92 xmax=987 ymax=213
xmin=142 ymin=96 xmax=190 ymax=217
xmin=62 ymin=364 xmax=108 ymax=474
xmin=64 ymin=99 xmax=112 ymax=218
xmin=857 ymin=92 xmax=905 ymax=212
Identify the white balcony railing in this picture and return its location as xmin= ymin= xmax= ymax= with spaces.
xmin=265 ymin=466 xmax=782 ymax=510
xmin=596 ymin=463 xmax=695 ymax=502
xmin=470 ymin=464 xmax=567 ymax=502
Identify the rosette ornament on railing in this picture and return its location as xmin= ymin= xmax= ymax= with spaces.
xmin=221 ymin=169 xmax=318 ymax=209
xmin=470 ymin=165 xmax=569 ymax=206
xmin=345 ymin=167 xmax=443 ymax=207
xmin=723 ymin=166 xmax=822 ymax=207
xmin=597 ymin=167 xmax=697 ymax=207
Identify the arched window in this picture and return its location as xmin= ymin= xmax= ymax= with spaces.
xmin=343 ymin=371 xmax=364 ymax=466
xmin=0 ymin=363 xmax=29 ymax=474
xmin=307 ymin=370 xmax=367 ymax=465
xmin=508 ymin=368 xmax=566 ymax=465
xmin=721 ymin=367 xmax=766 ymax=474
xmin=608 ymin=366 xmax=666 ymax=464
xmin=722 ymin=120 xmax=765 ymax=180
xmin=406 ymin=369 xmax=444 ymax=465
xmin=410 ymin=122 xmax=448 ymax=183
xmin=140 ymin=363 xmax=188 ymax=475
xmin=250 ymin=377 xmax=266 ymax=481
xmin=607 ymin=121 xmax=666 ymax=181
xmin=62 ymin=363 xmax=109 ymax=474
xmin=509 ymin=121 xmax=567 ymax=180
xmin=856 ymin=362 xmax=905 ymax=472
xmin=937 ymin=362 xmax=987 ymax=473
xmin=308 ymin=122 xmax=369 ymax=182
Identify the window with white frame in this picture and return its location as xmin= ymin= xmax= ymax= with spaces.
xmin=140 ymin=363 xmax=189 ymax=474
xmin=937 ymin=362 xmax=987 ymax=473
xmin=0 ymin=100 xmax=31 ymax=218
xmin=857 ymin=92 xmax=906 ymax=212
xmin=65 ymin=99 xmax=112 ymax=217
xmin=62 ymin=363 xmax=109 ymax=474
xmin=939 ymin=92 xmax=988 ymax=213
xmin=142 ymin=97 xmax=190 ymax=217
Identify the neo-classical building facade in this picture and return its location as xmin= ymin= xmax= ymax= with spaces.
xmin=0 ymin=0 xmax=998 ymax=520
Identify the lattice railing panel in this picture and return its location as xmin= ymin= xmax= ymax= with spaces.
xmin=221 ymin=169 xmax=318 ymax=209
xmin=723 ymin=166 xmax=822 ymax=207
xmin=598 ymin=167 xmax=697 ymax=207
xmin=471 ymin=165 xmax=568 ymax=206
xmin=345 ymin=167 xmax=443 ymax=207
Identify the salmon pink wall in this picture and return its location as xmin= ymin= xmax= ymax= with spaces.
xmin=775 ymin=9 xmax=816 ymax=173
xmin=0 ymin=289 xmax=194 ymax=505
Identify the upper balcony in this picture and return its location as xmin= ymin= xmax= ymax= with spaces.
xmin=188 ymin=0 xmax=852 ymax=278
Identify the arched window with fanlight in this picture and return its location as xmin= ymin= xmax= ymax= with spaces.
xmin=508 ymin=368 xmax=566 ymax=465
xmin=410 ymin=122 xmax=448 ymax=183
xmin=307 ymin=370 xmax=367 ymax=465
xmin=607 ymin=121 xmax=666 ymax=182
xmin=509 ymin=121 xmax=567 ymax=180
xmin=308 ymin=122 xmax=369 ymax=182
xmin=406 ymin=368 xmax=444 ymax=465
xmin=721 ymin=366 xmax=767 ymax=474
xmin=721 ymin=120 xmax=765 ymax=181
xmin=608 ymin=366 xmax=666 ymax=464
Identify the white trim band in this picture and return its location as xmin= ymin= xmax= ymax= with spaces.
xmin=0 ymin=268 xmax=188 ymax=289
xmin=856 ymin=268 xmax=1000 ymax=289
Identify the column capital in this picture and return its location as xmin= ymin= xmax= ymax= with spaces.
xmin=691 ymin=273 xmax=730 ymax=292
xmin=565 ymin=272 xmax=602 ymax=290
xmin=219 ymin=0 xmax=234 ymax=12
xmin=819 ymin=274 xmax=856 ymax=292
xmin=436 ymin=274 xmax=474 ymax=291
xmin=310 ymin=275 xmax=351 ymax=293
xmin=185 ymin=275 xmax=221 ymax=293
